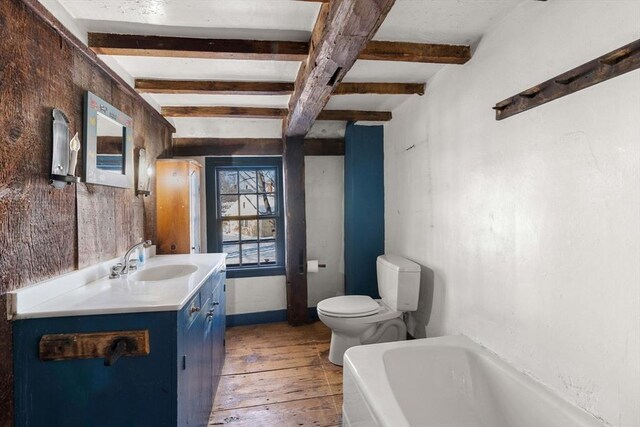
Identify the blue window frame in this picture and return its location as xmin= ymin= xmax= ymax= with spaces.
xmin=205 ymin=157 xmax=285 ymax=278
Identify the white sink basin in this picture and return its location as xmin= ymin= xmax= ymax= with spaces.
xmin=129 ymin=264 xmax=198 ymax=282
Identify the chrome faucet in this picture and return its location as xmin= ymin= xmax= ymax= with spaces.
xmin=110 ymin=240 xmax=152 ymax=279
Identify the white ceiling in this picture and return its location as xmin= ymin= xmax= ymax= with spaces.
xmin=374 ymin=0 xmax=524 ymax=44
xmin=58 ymin=0 xmax=320 ymax=41
xmin=109 ymin=56 xmax=302 ymax=82
xmin=41 ymin=0 xmax=526 ymax=138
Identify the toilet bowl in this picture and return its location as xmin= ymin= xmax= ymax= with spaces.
xmin=318 ymin=296 xmax=407 ymax=365
xmin=317 ymin=255 xmax=421 ymax=365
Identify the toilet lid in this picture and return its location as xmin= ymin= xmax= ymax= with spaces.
xmin=317 ymin=296 xmax=380 ymax=317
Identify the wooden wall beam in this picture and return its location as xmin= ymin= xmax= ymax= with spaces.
xmin=316 ymin=110 xmax=391 ymax=121
xmin=360 ymin=41 xmax=471 ymax=64
xmin=285 ymin=0 xmax=396 ymax=137
xmin=494 ymin=38 xmax=640 ymax=120
xmin=162 ymin=106 xmax=391 ymax=121
xmin=136 ymin=79 xmax=425 ymax=96
xmin=89 ymin=32 xmax=467 ymax=64
xmin=174 ymin=138 xmax=282 ymax=156
xmin=172 ymin=138 xmax=345 ymax=156
xmin=88 ymin=33 xmax=308 ymax=61
xmin=283 ymin=136 xmax=309 ymax=325
xmin=303 ymin=138 xmax=344 ymax=155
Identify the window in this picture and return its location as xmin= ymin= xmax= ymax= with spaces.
xmin=206 ymin=157 xmax=285 ymax=278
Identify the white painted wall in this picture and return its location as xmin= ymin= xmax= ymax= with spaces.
xmin=305 ymin=156 xmax=345 ymax=307
xmin=225 ymin=275 xmax=287 ymax=315
xmin=182 ymin=155 xmax=344 ymax=315
xmin=384 ymin=2 xmax=640 ymax=426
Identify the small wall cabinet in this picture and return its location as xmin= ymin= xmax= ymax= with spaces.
xmin=157 ymin=159 xmax=202 ymax=254
xmin=13 ymin=269 xmax=226 ymax=427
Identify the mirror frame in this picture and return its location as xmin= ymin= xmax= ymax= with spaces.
xmin=83 ymin=91 xmax=134 ymax=189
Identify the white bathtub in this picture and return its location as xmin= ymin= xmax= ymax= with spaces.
xmin=343 ymin=335 xmax=603 ymax=427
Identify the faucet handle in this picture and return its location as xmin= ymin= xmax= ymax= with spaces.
xmin=109 ymin=263 xmax=122 ymax=279
xmin=128 ymin=259 xmax=138 ymax=271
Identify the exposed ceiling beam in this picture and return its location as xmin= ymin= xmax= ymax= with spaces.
xmin=161 ymin=106 xmax=391 ymax=121
xmin=316 ymin=110 xmax=391 ymax=121
xmin=334 ymin=82 xmax=425 ymax=95
xmin=135 ymin=79 xmax=425 ymax=95
xmin=162 ymin=106 xmax=286 ymax=119
xmin=136 ymin=79 xmax=294 ymax=95
xmin=284 ymin=0 xmax=396 ymax=136
xmin=88 ymin=33 xmax=308 ymax=61
xmin=172 ymin=137 xmax=344 ymax=156
xmin=361 ymin=41 xmax=471 ymax=64
xmin=88 ymin=32 xmax=469 ymax=64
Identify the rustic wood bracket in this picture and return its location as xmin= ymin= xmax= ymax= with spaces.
xmin=493 ymin=39 xmax=640 ymax=120
xmin=39 ymin=330 xmax=150 ymax=365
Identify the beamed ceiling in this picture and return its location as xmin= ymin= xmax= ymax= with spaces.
xmin=40 ymin=0 xmax=526 ymax=139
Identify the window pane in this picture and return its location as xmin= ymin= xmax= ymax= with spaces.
xmin=239 ymin=171 xmax=257 ymax=193
xmin=240 ymin=195 xmax=258 ymax=216
xmin=218 ymin=170 xmax=238 ymax=194
xmin=241 ymin=243 xmax=258 ymax=265
xmin=259 ymin=219 xmax=276 ymax=240
xmin=259 ymin=242 xmax=277 ymax=264
xmin=222 ymin=220 xmax=239 ymax=242
xmin=257 ymin=169 xmax=276 ymax=193
xmin=220 ymin=195 xmax=239 ymax=217
xmin=241 ymin=220 xmax=258 ymax=241
xmin=223 ymin=244 xmax=240 ymax=266
xmin=258 ymin=194 xmax=276 ymax=215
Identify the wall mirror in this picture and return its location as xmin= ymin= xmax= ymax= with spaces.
xmin=83 ymin=91 xmax=134 ymax=188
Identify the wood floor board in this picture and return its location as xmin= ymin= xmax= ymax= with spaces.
xmin=214 ymin=365 xmax=332 ymax=410
xmin=321 ymin=362 xmax=343 ymax=395
xmin=225 ymin=322 xmax=330 ymax=350
xmin=222 ymin=342 xmax=321 ymax=375
xmin=315 ymin=341 xmax=331 ymax=359
xmin=209 ymin=396 xmax=340 ymax=427
xmin=211 ymin=321 xmax=342 ymax=426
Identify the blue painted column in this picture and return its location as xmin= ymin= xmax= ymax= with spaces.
xmin=344 ymin=122 xmax=385 ymax=298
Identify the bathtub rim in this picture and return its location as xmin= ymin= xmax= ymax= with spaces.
xmin=343 ymin=334 xmax=604 ymax=427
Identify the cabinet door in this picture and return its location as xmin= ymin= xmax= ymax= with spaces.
xmin=189 ymin=168 xmax=201 ymax=254
xmin=202 ymin=296 xmax=215 ymax=422
xmin=212 ymin=274 xmax=226 ymax=393
xmin=181 ymin=292 xmax=206 ymax=426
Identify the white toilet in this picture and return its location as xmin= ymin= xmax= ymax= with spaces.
xmin=317 ymin=254 xmax=421 ymax=365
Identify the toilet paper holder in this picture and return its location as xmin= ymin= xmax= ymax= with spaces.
xmin=307 ymin=260 xmax=326 ymax=273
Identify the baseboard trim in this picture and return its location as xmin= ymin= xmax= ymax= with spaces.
xmin=307 ymin=307 xmax=319 ymax=321
xmin=226 ymin=309 xmax=287 ymax=327
xmin=226 ymin=307 xmax=319 ymax=327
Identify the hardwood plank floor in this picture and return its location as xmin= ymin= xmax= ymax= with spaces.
xmin=209 ymin=321 xmax=341 ymax=427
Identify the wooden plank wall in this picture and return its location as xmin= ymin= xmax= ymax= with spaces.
xmin=0 ymin=1 xmax=173 ymax=424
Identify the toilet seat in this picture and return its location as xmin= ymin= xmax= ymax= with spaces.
xmin=317 ymin=295 xmax=380 ymax=318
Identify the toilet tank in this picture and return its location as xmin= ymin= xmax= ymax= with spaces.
xmin=377 ymin=255 xmax=421 ymax=311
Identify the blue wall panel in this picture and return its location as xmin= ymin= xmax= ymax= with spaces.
xmin=344 ymin=122 xmax=385 ymax=298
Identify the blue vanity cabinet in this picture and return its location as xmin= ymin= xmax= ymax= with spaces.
xmin=13 ymin=269 xmax=226 ymax=427
xmin=177 ymin=270 xmax=226 ymax=426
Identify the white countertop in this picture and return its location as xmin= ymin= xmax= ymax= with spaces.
xmin=8 ymin=254 xmax=226 ymax=320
